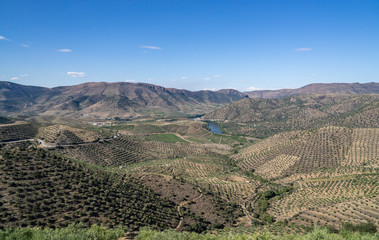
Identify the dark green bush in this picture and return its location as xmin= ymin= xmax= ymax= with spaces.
xmin=342 ymin=221 xmax=377 ymax=234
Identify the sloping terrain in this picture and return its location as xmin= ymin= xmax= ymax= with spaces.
xmin=0 ymin=81 xmax=246 ymax=119
xmin=245 ymin=82 xmax=379 ymax=98
xmin=37 ymin=124 xmax=101 ymax=144
xmin=0 ymin=121 xmax=245 ymax=232
xmin=0 ymin=99 xmax=377 ymax=232
xmin=232 ymin=126 xmax=378 ymax=229
xmin=0 ymin=142 xmax=179 ymax=230
xmin=204 ymin=94 xmax=379 ymax=138
xmin=2 ymin=81 xmax=378 ymax=120
xmin=0 ymin=122 xmax=39 ymax=142
xmin=0 ymin=117 xmax=13 ymax=124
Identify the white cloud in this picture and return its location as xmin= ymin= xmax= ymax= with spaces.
xmin=125 ymin=79 xmax=136 ymax=82
xmin=57 ymin=49 xmax=72 ymax=52
xmin=9 ymin=74 xmax=29 ymax=80
xmin=67 ymin=72 xmax=87 ymax=78
xmin=0 ymin=36 xmax=9 ymax=41
xmin=140 ymin=46 xmax=162 ymax=50
xmin=181 ymin=77 xmax=188 ymax=80
xmin=246 ymin=86 xmax=262 ymax=91
xmin=212 ymin=74 xmax=221 ymax=78
xmin=312 ymin=73 xmax=318 ymax=77
xmin=203 ymin=77 xmax=211 ymax=81
xmin=294 ymin=48 xmax=312 ymax=52
xmin=147 ymin=78 xmax=154 ymax=81
xmin=21 ymin=43 xmax=30 ymax=48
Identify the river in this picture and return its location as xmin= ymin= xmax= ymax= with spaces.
xmin=208 ymin=123 xmax=224 ymax=134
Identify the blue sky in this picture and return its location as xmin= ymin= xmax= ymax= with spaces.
xmin=1 ymin=0 xmax=378 ymax=91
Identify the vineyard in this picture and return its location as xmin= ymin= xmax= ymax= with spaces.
xmin=131 ymin=173 xmax=243 ymax=231
xmin=53 ymin=135 xmax=231 ymax=167
xmin=271 ymin=175 xmax=378 ymax=222
xmin=0 ymin=104 xmax=377 ymax=234
xmin=206 ymin=94 xmax=379 ymax=138
xmin=122 ymin=154 xmax=280 ymax=227
xmin=0 ymin=142 xmax=179 ymax=230
xmin=37 ymin=124 xmax=101 ymax=144
xmin=0 ymin=122 xmax=38 ymax=142
xmin=232 ymin=126 xmax=378 ymax=179
xmin=53 ymin=137 xmax=154 ymax=167
xmin=287 ymin=196 xmax=379 ymax=229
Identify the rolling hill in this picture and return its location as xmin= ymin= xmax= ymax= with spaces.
xmin=204 ymin=94 xmax=379 ymax=137
xmin=245 ymin=82 xmax=379 ymax=98
xmin=232 ymin=126 xmax=378 ymax=229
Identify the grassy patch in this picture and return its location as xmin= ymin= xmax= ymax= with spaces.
xmin=204 ymin=133 xmax=247 ymax=145
xmin=0 ymin=224 xmax=124 ymax=240
xmin=134 ymin=124 xmax=165 ymax=134
xmin=136 ymin=226 xmax=379 ymax=240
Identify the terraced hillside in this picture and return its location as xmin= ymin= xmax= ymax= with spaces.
xmin=0 ymin=122 xmax=102 ymax=145
xmin=0 ymin=142 xmax=179 ymax=230
xmin=37 ymin=124 xmax=101 ymax=144
xmin=123 ymin=154 xmax=286 ymax=226
xmin=204 ymin=94 xmax=379 ymax=138
xmin=0 ymin=122 xmax=38 ymax=142
xmin=53 ymin=135 xmax=232 ymax=167
xmin=232 ymin=126 xmax=378 ymax=229
xmin=0 ymin=115 xmax=377 ymax=232
xmin=272 ymin=176 xmax=378 ymax=229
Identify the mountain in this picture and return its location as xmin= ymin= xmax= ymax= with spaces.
xmin=245 ymin=82 xmax=379 ymax=98
xmin=0 ymin=81 xmax=247 ymax=119
xmin=204 ymin=94 xmax=379 ymax=137
xmin=1 ymin=81 xmax=378 ymax=120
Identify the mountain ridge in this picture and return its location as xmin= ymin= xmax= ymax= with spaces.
xmin=0 ymin=81 xmax=247 ymax=119
xmin=245 ymin=82 xmax=379 ymax=98
xmin=1 ymin=81 xmax=378 ymax=119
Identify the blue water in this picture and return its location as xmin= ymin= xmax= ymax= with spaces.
xmin=208 ymin=123 xmax=224 ymax=134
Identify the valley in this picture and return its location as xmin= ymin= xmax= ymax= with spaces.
xmin=0 ymin=82 xmax=377 ymax=238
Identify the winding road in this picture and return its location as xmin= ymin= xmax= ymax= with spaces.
xmin=0 ymin=136 xmax=117 ymax=148
xmin=175 ymin=187 xmax=203 ymax=231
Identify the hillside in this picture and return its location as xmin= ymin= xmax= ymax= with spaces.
xmin=245 ymin=82 xmax=379 ymax=98
xmin=0 ymin=81 xmax=247 ymax=119
xmin=0 ymin=98 xmax=377 ymax=234
xmin=2 ymin=81 xmax=378 ymax=120
xmin=232 ymin=126 xmax=378 ymax=229
xmin=0 ymin=120 xmax=245 ymax=232
xmin=0 ymin=142 xmax=180 ymax=230
xmin=204 ymin=94 xmax=379 ymax=138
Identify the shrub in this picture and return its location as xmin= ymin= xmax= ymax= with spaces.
xmin=0 ymin=224 xmax=124 ymax=240
xmin=341 ymin=221 xmax=377 ymax=234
